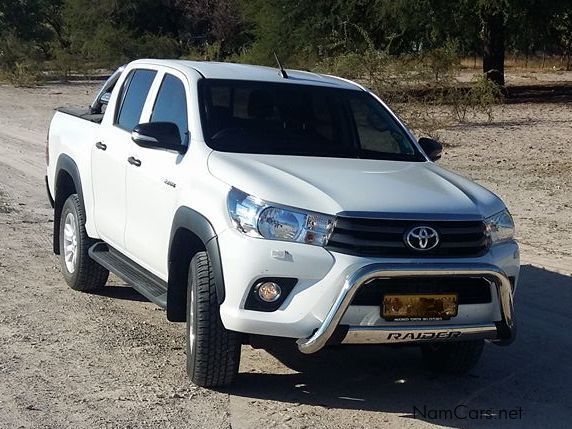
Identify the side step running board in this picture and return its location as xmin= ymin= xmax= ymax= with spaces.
xmin=88 ymin=242 xmax=168 ymax=309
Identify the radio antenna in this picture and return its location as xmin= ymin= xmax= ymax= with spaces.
xmin=273 ymin=52 xmax=288 ymax=79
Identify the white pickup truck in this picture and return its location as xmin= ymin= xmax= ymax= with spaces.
xmin=46 ymin=59 xmax=519 ymax=387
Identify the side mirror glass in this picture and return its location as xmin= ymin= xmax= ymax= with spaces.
xmin=131 ymin=122 xmax=186 ymax=154
xmin=418 ymin=137 xmax=443 ymax=161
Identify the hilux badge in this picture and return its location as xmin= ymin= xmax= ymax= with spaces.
xmin=405 ymin=226 xmax=439 ymax=251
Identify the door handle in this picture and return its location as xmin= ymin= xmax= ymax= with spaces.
xmin=95 ymin=142 xmax=107 ymax=151
xmin=128 ymin=156 xmax=142 ymax=167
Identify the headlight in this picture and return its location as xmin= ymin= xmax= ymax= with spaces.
xmin=485 ymin=209 xmax=515 ymax=244
xmin=227 ymin=188 xmax=335 ymax=246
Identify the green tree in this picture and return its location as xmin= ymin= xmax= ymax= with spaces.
xmin=176 ymin=0 xmax=246 ymax=58
xmin=554 ymin=9 xmax=572 ymax=70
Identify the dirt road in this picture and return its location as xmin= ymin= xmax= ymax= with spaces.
xmin=0 ymin=83 xmax=571 ymax=429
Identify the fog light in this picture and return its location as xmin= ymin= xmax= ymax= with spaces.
xmin=245 ymin=277 xmax=298 ymax=312
xmin=257 ymin=281 xmax=281 ymax=303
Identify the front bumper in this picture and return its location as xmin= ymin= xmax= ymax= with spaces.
xmin=217 ymin=229 xmax=519 ymax=351
xmin=296 ymin=262 xmax=515 ymax=354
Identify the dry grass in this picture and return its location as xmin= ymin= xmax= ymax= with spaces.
xmin=460 ymin=55 xmax=571 ymax=71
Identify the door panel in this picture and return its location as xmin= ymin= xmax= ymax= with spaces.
xmin=91 ymin=126 xmax=131 ymax=249
xmin=125 ymin=149 xmax=182 ymax=278
xmin=125 ymin=72 xmax=189 ymax=278
xmin=91 ymin=68 xmax=157 ymax=250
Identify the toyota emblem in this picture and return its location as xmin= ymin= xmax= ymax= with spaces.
xmin=405 ymin=226 xmax=440 ymax=251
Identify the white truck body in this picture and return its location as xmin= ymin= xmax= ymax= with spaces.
xmin=46 ymin=59 xmax=519 ymax=385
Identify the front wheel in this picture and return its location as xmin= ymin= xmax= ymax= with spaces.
xmin=59 ymin=194 xmax=109 ymax=291
xmin=186 ymin=251 xmax=241 ymax=387
xmin=421 ymin=340 xmax=485 ymax=374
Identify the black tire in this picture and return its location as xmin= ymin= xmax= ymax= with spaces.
xmin=59 ymin=194 xmax=109 ymax=292
xmin=421 ymin=340 xmax=485 ymax=374
xmin=186 ymin=252 xmax=241 ymax=387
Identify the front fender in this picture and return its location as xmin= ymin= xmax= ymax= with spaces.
xmin=168 ymin=206 xmax=226 ymax=305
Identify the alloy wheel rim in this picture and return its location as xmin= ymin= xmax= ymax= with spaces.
xmin=63 ymin=212 xmax=78 ymax=273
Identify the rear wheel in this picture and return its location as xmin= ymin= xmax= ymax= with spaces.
xmin=59 ymin=194 xmax=109 ymax=291
xmin=186 ymin=251 xmax=241 ymax=387
xmin=421 ymin=340 xmax=485 ymax=374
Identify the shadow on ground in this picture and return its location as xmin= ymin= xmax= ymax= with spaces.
xmin=94 ymin=284 xmax=150 ymax=302
xmin=506 ymin=84 xmax=572 ymax=104
xmin=448 ymin=117 xmax=572 ymax=130
xmin=228 ymin=265 xmax=572 ymax=428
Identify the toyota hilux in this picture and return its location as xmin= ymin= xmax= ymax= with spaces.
xmin=46 ymin=59 xmax=519 ymax=387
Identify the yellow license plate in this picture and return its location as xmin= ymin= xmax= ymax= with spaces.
xmin=382 ymin=294 xmax=458 ymax=320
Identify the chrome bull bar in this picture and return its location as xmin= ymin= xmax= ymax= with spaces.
xmin=296 ymin=263 xmax=516 ymax=354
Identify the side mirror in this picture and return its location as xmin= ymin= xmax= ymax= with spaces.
xmin=131 ymin=122 xmax=186 ymax=153
xmin=418 ymin=137 xmax=443 ymax=161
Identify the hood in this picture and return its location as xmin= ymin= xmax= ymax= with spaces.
xmin=207 ymin=152 xmax=505 ymax=218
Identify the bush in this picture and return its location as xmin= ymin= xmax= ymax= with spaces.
xmin=180 ymin=41 xmax=224 ymax=62
xmin=314 ymin=49 xmax=454 ymax=137
xmin=0 ymin=35 xmax=43 ymax=86
xmin=48 ymin=48 xmax=90 ymax=80
xmin=81 ymin=25 xmax=137 ymax=67
xmin=316 ymin=52 xmax=370 ymax=80
xmin=450 ymin=75 xmax=504 ymax=122
xmin=135 ymin=34 xmax=181 ymax=59
xmin=312 ymin=46 xmax=502 ymax=139
xmin=4 ymin=62 xmax=41 ymax=86
xmin=425 ymin=42 xmax=460 ymax=83
xmin=0 ymin=35 xmax=37 ymax=70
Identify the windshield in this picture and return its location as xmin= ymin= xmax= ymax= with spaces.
xmin=198 ymin=79 xmax=424 ymax=161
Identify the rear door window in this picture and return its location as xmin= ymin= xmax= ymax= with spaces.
xmin=116 ymin=69 xmax=157 ymax=132
xmin=150 ymin=74 xmax=188 ymax=143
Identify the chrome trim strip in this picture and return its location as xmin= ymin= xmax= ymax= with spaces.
xmin=341 ymin=323 xmax=498 ymax=345
xmin=335 ymin=211 xmax=484 ymax=221
xmin=296 ymin=263 xmax=515 ymax=354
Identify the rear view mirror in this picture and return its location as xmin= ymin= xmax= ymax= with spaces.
xmin=132 ymin=122 xmax=186 ymax=154
xmin=418 ymin=137 xmax=443 ymax=161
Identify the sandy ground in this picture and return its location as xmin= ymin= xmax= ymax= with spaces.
xmin=441 ymin=105 xmax=572 ymax=273
xmin=0 ymin=82 xmax=571 ymax=429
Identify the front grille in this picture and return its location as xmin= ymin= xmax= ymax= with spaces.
xmin=352 ymin=277 xmax=493 ymax=306
xmin=326 ymin=217 xmax=489 ymax=258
